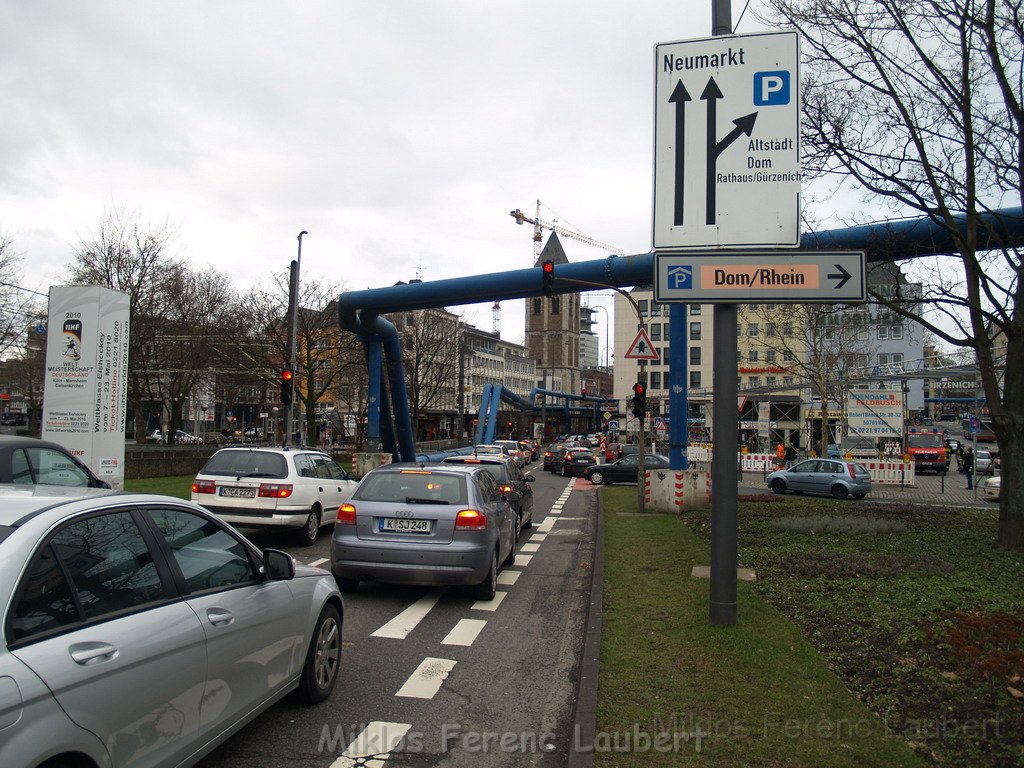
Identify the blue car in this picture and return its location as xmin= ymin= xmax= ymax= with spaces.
xmin=767 ymin=458 xmax=873 ymax=499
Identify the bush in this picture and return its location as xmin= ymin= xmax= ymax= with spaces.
xmin=770 ymin=515 xmax=906 ymax=535
xmin=780 ymin=550 xmax=954 ymax=578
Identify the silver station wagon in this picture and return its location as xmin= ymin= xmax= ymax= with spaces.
xmin=0 ymin=486 xmax=342 ymax=768
xmin=330 ymin=463 xmax=518 ymax=599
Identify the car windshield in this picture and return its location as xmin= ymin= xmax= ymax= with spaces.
xmin=355 ymin=471 xmax=468 ymax=505
xmin=907 ymin=433 xmax=944 ymax=448
xmin=200 ymin=451 xmax=288 ymax=479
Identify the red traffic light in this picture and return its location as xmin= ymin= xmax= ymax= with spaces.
xmin=542 ymin=260 xmax=554 ymax=274
xmin=632 ymin=382 xmax=645 ymax=395
xmin=281 ymin=369 xmax=294 ymax=382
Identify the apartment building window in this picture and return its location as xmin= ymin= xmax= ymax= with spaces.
xmin=783 ymin=323 xmax=793 ymax=336
xmin=651 ymin=372 xmax=662 ymax=389
xmin=532 ymin=298 xmax=542 ymax=315
xmin=767 ymin=323 xmax=777 ymax=336
xmin=891 ymin=325 xmax=904 ymax=339
xmin=649 ymin=323 xmax=661 ymax=341
xmin=664 ymin=323 xmax=670 ymax=340
xmin=551 ymin=297 xmax=561 ymax=315
xmin=749 ymin=350 xmax=759 ymax=362
xmin=638 ymin=299 xmax=649 ymax=316
xmin=650 ymin=302 xmax=662 ymax=317
xmin=690 ymin=305 xmax=701 ymax=315
xmin=766 ymin=350 xmax=776 ymax=363
xmin=749 ymin=303 xmax=759 ymax=311
xmin=690 ymin=347 xmax=701 ymax=365
xmin=748 ymin=323 xmax=759 ymax=337
xmin=690 ymin=322 xmax=701 ymax=340
xmin=878 ymin=325 xmax=889 ymax=340
xmin=750 ymin=376 xmax=761 ymax=388
xmin=784 ymin=351 xmax=794 ymax=362
xmin=767 ymin=376 xmax=777 ymax=386
xmin=784 ymin=376 xmax=794 ymax=385
xmin=690 ymin=371 xmax=701 ymax=388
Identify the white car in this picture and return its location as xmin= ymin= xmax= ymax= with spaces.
xmin=492 ymin=439 xmax=529 ymax=466
xmin=191 ymin=447 xmax=357 ymax=545
xmin=981 ymin=474 xmax=1001 ymax=501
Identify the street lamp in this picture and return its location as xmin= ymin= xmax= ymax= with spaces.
xmin=589 ymin=304 xmax=612 ymax=368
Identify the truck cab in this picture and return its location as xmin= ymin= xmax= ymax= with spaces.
xmin=907 ymin=428 xmax=948 ymax=473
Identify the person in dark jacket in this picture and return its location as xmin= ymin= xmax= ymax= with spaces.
xmin=963 ymin=448 xmax=974 ymax=490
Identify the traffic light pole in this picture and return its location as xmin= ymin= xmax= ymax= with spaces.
xmin=637 ymin=361 xmax=647 ymax=514
xmin=284 ymin=230 xmax=307 ymax=448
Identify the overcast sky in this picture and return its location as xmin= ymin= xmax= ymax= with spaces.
xmin=1 ymin=0 xmax=787 ymax=353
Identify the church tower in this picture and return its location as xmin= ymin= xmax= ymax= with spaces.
xmin=525 ymin=232 xmax=581 ymax=394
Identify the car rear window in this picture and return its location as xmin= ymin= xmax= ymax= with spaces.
xmin=442 ymin=458 xmax=508 ymax=483
xmin=355 ymin=471 xmax=468 ymax=505
xmin=199 ymin=451 xmax=288 ymax=479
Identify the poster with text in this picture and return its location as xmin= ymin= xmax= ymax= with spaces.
xmin=42 ymin=286 xmax=130 ymax=489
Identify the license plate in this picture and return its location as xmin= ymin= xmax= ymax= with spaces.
xmin=380 ymin=518 xmax=430 ymax=534
xmin=220 ymin=487 xmax=255 ymax=498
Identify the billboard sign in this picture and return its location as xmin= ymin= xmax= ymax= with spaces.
xmin=846 ymin=389 xmax=903 ymax=438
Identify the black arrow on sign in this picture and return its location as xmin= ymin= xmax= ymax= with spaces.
xmin=828 ymin=264 xmax=852 ymax=290
xmin=669 ymin=80 xmax=691 ymax=226
xmin=701 ymin=78 xmax=723 ymax=226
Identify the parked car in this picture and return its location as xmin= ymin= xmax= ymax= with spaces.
xmin=442 ymin=454 xmax=535 ymax=530
xmin=981 ymin=473 xmax=1001 ymax=502
xmin=174 ymin=429 xmax=204 ymax=444
xmin=474 ymin=443 xmax=514 ymax=460
xmin=974 ymin=449 xmax=996 ymax=475
xmin=556 ymin=448 xmax=598 ymax=477
xmin=766 ymin=458 xmax=873 ymax=499
xmin=191 ymin=447 xmax=357 ymax=545
xmin=0 ymin=486 xmax=342 ymax=768
xmin=0 ymin=435 xmax=109 ymax=488
xmin=331 ymin=462 xmax=518 ymax=598
xmin=585 ymin=453 xmax=671 ymax=485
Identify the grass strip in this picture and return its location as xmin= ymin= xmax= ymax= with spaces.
xmin=595 ymin=488 xmax=924 ymax=767
xmin=123 ymin=474 xmax=194 ymax=499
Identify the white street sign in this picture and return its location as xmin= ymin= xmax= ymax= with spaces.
xmin=655 ymin=251 xmax=866 ymax=303
xmin=653 ymin=30 xmax=800 ymax=249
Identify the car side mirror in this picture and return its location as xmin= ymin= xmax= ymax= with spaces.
xmin=261 ymin=549 xmax=295 ymax=581
xmin=525 ymin=474 xmax=536 ymax=482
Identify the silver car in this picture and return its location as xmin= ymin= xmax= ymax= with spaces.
xmin=0 ymin=485 xmax=342 ymax=768
xmin=331 ymin=463 xmax=518 ymax=599
xmin=767 ymin=458 xmax=873 ymax=499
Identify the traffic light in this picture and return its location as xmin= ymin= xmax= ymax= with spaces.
xmin=541 ymin=260 xmax=555 ymax=297
xmin=280 ymin=368 xmax=294 ymax=405
xmin=630 ymin=382 xmax=647 ymax=419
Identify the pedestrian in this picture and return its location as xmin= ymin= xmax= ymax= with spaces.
xmin=956 ymin=444 xmax=964 ymax=472
xmin=963 ymin=448 xmax=974 ymax=490
xmin=784 ymin=444 xmax=797 ymax=467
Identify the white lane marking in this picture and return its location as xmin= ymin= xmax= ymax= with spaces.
xmin=497 ymin=570 xmax=521 ymax=586
xmin=308 ymin=557 xmax=329 ymax=567
xmin=520 ymin=542 xmax=540 ymax=553
xmin=537 ymin=517 xmax=557 ymax=533
xmin=329 ymin=721 xmax=411 ymax=768
xmin=548 ymin=509 xmax=561 ymax=515
xmin=442 ymin=619 xmax=488 ymax=646
xmin=530 ymin=533 xmax=548 ymax=542
xmin=472 ymin=591 xmax=507 ymax=611
xmin=513 ymin=554 xmax=533 ymax=567
xmin=396 ymin=657 xmax=457 ymax=699
xmin=371 ymin=589 xmax=444 ymax=639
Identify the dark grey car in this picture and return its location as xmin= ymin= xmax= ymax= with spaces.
xmin=331 ymin=463 xmax=518 ymax=599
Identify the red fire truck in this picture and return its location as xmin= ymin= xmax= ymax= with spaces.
xmin=906 ymin=428 xmax=949 ymax=473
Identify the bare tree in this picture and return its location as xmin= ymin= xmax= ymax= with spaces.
xmin=0 ymin=234 xmax=42 ymax=361
xmin=392 ymin=308 xmax=462 ymax=440
xmin=68 ymin=207 xmax=177 ymax=440
xmin=761 ymin=0 xmax=1024 ymax=548
xmin=236 ymin=275 xmax=361 ymax=443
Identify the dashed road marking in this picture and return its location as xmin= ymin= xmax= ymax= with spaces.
xmin=496 ymin=570 xmax=521 ymax=586
xmin=530 ymin=533 xmax=548 ymax=542
xmin=371 ymin=589 xmax=444 ymax=639
xmin=519 ymin=542 xmax=540 ymax=553
xmin=396 ymin=657 xmax=457 ymax=699
xmin=537 ymin=517 xmax=557 ymax=533
xmin=308 ymin=557 xmax=329 ymax=567
xmin=513 ymin=554 xmax=533 ymax=567
xmin=442 ymin=618 xmax=488 ymax=646
xmin=472 ymin=591 xmax=507 ymax=611
xmin=329 ymin=721 xmax=411 ymax=768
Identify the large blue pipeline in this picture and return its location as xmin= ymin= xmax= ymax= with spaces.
xmin=338 ymin=207 xmax=1023 ymax=462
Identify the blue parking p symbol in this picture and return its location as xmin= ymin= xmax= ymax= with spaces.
xmin=754 ymin=71 xmax=790 ymax=106
xmin=668 ymin=265 xmax=692 ymax=290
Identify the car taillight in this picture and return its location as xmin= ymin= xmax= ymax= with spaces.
xmin=847 ymin=463 xmax=857 ymax=478
xmin=455 ymin=509 xmax=487 ymax=530
xmin=500 ymin=484 xmax=513 ymax=494
xmin=258 ymin=483 xmax=293 ymax=498
xmin=192 ymin=479 xmax=216 ymax=494
xmin=545 ymin=452 xmax=552 ymax=457
xmin=337 ymin=503 xmax=357 ymax=525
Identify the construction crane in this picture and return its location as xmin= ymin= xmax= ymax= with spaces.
xmin=490 ymin=200 xmax=624 ymax=334
xmin=510 ymin=199 xmax=626 ymax=260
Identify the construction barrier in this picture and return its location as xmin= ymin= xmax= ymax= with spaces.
xmin=858 ymin=460 xmax=916 ymax=485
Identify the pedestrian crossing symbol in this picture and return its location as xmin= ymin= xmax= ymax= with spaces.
xmin=624 ymin=328 xmax=660 ymax=360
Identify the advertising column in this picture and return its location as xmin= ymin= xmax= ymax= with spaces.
xmin=42 ymin=286 xmax=130 ymax=489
